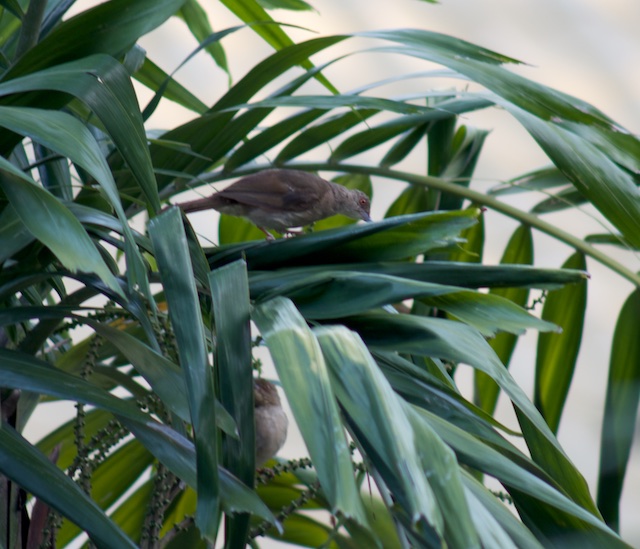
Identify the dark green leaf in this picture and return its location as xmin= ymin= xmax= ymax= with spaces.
xmin=0 ymin=55 xmax=160 ymax=212
xmin=362 ymin=30 xmax=640 ymax=176
xmin=462 ymin=473 xmax=544 ymax=549
xmin=178 ymin=0 xmax=230 ymax=80
xmin=147 ymin=37 xmax=346 ymax=197
xmin=0 ymin=348 xmax=155 ymax=423
xmin=209 ymin=260 xmax=254 ymax=546
xmin=89 ymin=321 xmax=191 ymax=423
xmin=597 ymin=288 xmax=640 ymax=530
xmin=141 ymin=25 xmax=243 ymax=120
xmin=267 ymin=514 xmax=337 ymax=547
xmin=475 ymin=224 xmax=533 ymax=414
xmin=5 ymin=0 xmax=186 ymax=78
xmin=276 ymin=109 xmax=378 ymax=163
xmin=209 ymin=210 xmax=479 ymax=270
xmin=420 ymin=410 xmax=624 ymax=546
xmin=341 ymin=311 xmax=599 ymax=510
xmin=233 ymin=94 xmax=440 ymax=116
xmin=255 ymin=269 xmax=556 ymax=336
xmin=134 ymin=57 xmax=208 ymax=114
xmin=380 ymin=123 xmax=429 ymax=167
xmin=219 ymin=0 xmax=335 ymax=92
xmin=584 ymin=233 xmax=637 ymax=250
xmin=331 ymin=97 xmax=492 ymax=163
xmin=149 ymin=208 xmax=219 ymax=540
xmin=509 ymin=109 xmax=640 ymax=249
xmin=489 ymin=167 xmax=569 ymax=196
xmin=385 ymin=183 xmax=431 ymax=218
xmin=33 ymin=142 xmax=73 ymax=200
xmin=0 ymin=104 xmax=150 ymax=298
xmin=0 ymin=425 xmax=137 ymax=548
xmin=225 ymin=107 xmax=328 ymax=172
xmin=0 ymin=159 xmax=122 ymax=295
xmin=534 ymin=252 xmax=587 ymax=433
xmin=256 ymin=0 xmax=315 ymax=11
xmin=446 ymin=209 xmax=484 ymax=263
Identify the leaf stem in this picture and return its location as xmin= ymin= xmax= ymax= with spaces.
xmin=303 ymin=163 xmax=640 ymax=287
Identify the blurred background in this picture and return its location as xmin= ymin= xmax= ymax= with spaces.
xmin=27 ymin=0 xmax=640 ymax=545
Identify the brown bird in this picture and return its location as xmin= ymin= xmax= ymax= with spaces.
xmin=254 ymin=378 xmax=288 ymax=466
xmin=178 ymin=169 xmax=372 ymax=239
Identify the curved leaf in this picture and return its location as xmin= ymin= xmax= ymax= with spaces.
xmin=340 ymin=311 xmax=598 ymax=512
xmin=225 ymin=107 xmax=328 ymax=171
xmin=489 ymin=166 xmax=569 ymax=196
xmin=252 ymin=297 xmax=367 ymax=525
xmin=385 ymin=183 xmax=431 ymax=218
xmin=0 ymin=425 xmax=137 ymax=548
xmin=0 ymin=160 xmax=122 ymax=295
xmin=462 ymin=473 xmax=544 ymax=549
xmin=361 ymin=29 xmax=639 ymax=174
xmin=0 ymin=55 xmax=158 ymax=212
xmin=5 ymin=0 xmax=186 ymax=78
xmin=509 ymin=110 xmax=640 ymax=249
xmin=419 ymin=409 xmax=625 ymax=547
xmin=248 ymin=261 xmax=587 ymax=295
xmin=317 ymin=325 xmax=480 ymax=546
xmin=219 ymin=0 xmax=335 ymax=92
xmin=0 ymin=104 xmax=149 ymax=297
xmin=331 ymin=97 xmax=491 ymax=163
xmin=149 ymin=36 xmax=346 ymax=195
xmin=177 ymin=0 xmax=230 ymax=82
xmin=446 ymin=210 xmax=484 ymax=263
xmin=209 ymin=210 xmax=479 ymax=270
xmin=256 ymin=270 xmax=556 ymax=336
xmin=0 ymin=348 xmax=156 ymax=423
xmin=134 ymin=57 xmax=208 ymax=114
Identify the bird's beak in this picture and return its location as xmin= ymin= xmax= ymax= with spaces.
xmin=362 ymin=212 xmax=372 ymax=222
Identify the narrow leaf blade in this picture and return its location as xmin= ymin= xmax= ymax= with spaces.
xmin=534 ymin=252 xmax=587 ymax=433
xmin=597 ymin=289 xmax=640 ymax=530
xmin=149 ymin=208 xmax=219 ymax=540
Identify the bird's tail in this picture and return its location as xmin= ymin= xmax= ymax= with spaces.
xmin=177 ymin=195 xmax=219 ymax=213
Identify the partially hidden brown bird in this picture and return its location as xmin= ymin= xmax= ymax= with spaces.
xmin=178 ymin=169 xmax=372 ymax=239
xmin=254 ymin=378 xmax=288 ymax=466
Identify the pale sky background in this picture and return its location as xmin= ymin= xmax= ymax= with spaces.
xmin=26 ymin=0 xmax=640 ymax=546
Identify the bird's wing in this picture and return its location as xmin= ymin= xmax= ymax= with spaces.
xmin=219 ymin=170 xmax=328 ymax=212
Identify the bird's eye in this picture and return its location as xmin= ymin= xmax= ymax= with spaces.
xmin=360 ymin=198 xmax=367 ymax=205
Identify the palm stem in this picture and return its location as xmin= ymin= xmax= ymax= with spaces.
xmin=299 ymin=163 xmax=640 ymax=288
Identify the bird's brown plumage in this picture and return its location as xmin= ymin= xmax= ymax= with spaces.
xmin=178 ymin=169 xmax=371 ymax=238
xmin=254 ymin=379 xmax=288 ymax=466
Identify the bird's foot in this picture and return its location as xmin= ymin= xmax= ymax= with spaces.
xmin=258 ymin=227 xmax=276 ymax=241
